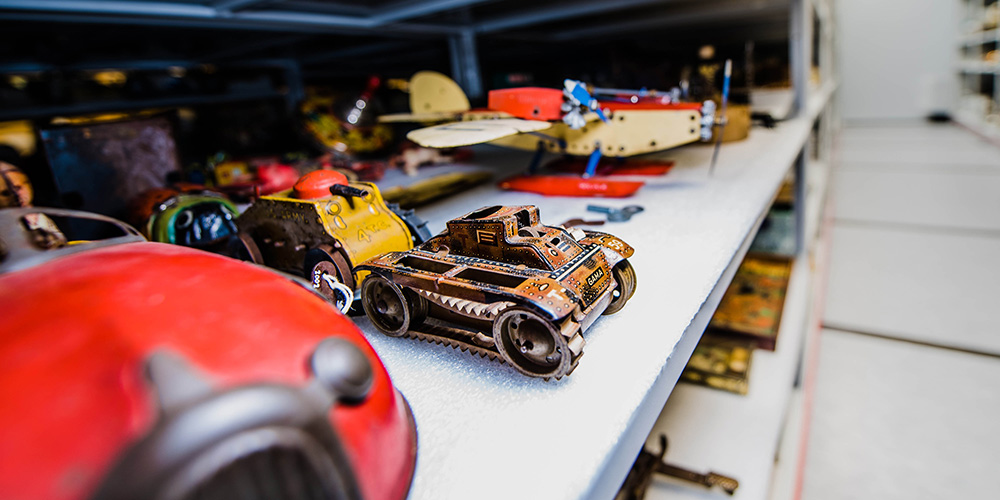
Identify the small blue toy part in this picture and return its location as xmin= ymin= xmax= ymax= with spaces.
xmin=564 ymin=79 xmax=609 ymax=123
xmin=584 ymin=145 xmax=602 ymax=178
xmin=721 ymin=59 xmax=732 ymax=109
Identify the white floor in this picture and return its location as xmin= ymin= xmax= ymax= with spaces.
xmin=800 ymin=122 xmax=1000 ymax=500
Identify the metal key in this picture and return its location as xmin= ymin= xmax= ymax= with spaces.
xmin=586 ymin=204 xmax=644 ymax=222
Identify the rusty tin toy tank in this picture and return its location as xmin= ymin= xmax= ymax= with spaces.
xmin=233 ymin=170 xmax=430 ymax=304
xmin=356 ymin=205 xmax=636 ymax=379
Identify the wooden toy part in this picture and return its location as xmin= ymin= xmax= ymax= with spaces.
xmin=409 ymin=70 xmax=470 ymax=114
xmin=407 ymin=118 xmax=551 ymax=148
xmin=490 ymin=109 xmax=701 ymax=156
xmin=713 ymin=103 xmax=751 ymax=142
xmin=378 ymin=111 xmax=463 ymax=123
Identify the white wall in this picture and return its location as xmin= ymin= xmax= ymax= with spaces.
xmin=836 ymin=0 xmax=960 ymax=121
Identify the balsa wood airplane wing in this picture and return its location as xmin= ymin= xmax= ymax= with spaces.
xmin=406 ymin=118 xmax=552 ymax=148
xmin=379 ymin=109 xmax=512 ymax=124
xmin=378 ymin=111 xmax=463 ymax=123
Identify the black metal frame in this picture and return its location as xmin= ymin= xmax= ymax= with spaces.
xmin=0 ymin=0 xmax=796 ymax=103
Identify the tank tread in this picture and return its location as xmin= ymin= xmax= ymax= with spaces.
xmin=403 ymin=317 xmax=585 ymax=380
xmin=558 ymin=315 xmax=585 ymax=378
xmin=416 ymin=289 xmax=515 ymax=321
xmin=403 ymin=320 xmax=503 ymax=362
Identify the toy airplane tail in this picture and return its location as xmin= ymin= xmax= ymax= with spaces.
xmin=378 ymin=71 xmax=471 ymax=123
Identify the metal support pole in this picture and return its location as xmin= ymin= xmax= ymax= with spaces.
xmin=794 ymin=148 xmax=807 ymax=255
xmin=789 ymin=0 xmax=811 ymax=117
xmin=283 ymin=60 xmax=304 ymax=113
xmin=214 ymin=0 xmax=275 ymax=13
xmin=447 ymin=28 xmax=483 ymax=100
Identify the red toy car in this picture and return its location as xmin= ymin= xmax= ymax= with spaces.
xmin=0 ymin=208 xmax=416 ymax=500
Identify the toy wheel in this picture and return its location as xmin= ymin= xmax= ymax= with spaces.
xmin=603 ymin=261 xmax=636 ymax=315
xmin=387 ymin=203 xmax=431 ymax=244
xmin=406 ymin=289 xmax=429 ymax=328
xmin=493 ymin=307 xmax=571 ymax=378
xmin=229 ymin=232 xmax=263 ymax=264
xmin=310 ymin=261 xmax=355 ymax=313
xmin=361 ymin=274 xmax=414 ymax=337
xmin=306 ymin=245 xmax=355 ymax=291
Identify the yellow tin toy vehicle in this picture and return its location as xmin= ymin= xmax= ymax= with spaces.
xmin=232 ymin=170 xmax=430 ymax=306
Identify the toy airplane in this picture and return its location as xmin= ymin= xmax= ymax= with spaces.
xmin=383 ymin=71 xmax=728 ymax=197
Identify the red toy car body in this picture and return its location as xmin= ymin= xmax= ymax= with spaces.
xmin=0 ymin=208 xmax=416 ymax=500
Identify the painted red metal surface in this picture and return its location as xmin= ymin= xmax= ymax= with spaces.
xmin=488 ymin=87 xmax=565 ymax=121
xmin=545 ymin=157 xmax=675 ymax=177
xmin=294 ymin=169 xmax=350 ymax=199
xmin=598 ymin=100 xmax=703 ymax=112
xmin=0 ymin=243 xmax=416 ymax=500
xmin=486 ymin=87 xmax=702 ymax=120
xmin=498 ymin=174 xmax=644 ymax=197
xmin=255 ymin=162 xmax=301 ymax=195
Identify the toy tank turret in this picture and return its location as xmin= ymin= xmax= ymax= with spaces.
xmin=356 ymin=205 xmax=636 ymax=379
xmin=233 ymin=170 xmax=430 ymax=305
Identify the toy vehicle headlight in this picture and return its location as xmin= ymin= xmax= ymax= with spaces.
xmin=310 ymin=337 xmax=374 ymax=404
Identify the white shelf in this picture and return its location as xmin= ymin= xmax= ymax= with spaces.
xmin=638 ymin=250 xmax=813 ymax=500
xmin=958 ymin=28 xmax=1000 ymax=46
xmin=355 ymin=84 xmax=836 ymax=500
xmin=953 ymin=109 xmax=1000 ymax=141
xmin=958 ymin=59 xmax=1000 ymax=73
xmin=637 ymin=123 xmax=835 ymax=500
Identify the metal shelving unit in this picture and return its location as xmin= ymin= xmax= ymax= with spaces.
xmin=0 ymin=1 xmax=837 ymax=499
xmin=956 ymin=0 xmax=1000 ymax=139
xmin=633 ymin=0 xmax=838 ymax=497
xmin=356 ymin=82 xmax=835 ymax=500
xmin=639 ymin=83 xmax=835 ymax=500
xmin=1 ymin=0 xmax=798 ymax=96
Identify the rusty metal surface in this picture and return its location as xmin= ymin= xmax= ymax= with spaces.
xmin=0 ymin=207 xmax=145 ymax=274
xmin=617 ymin=435 xmax=739 ymax=500
xmin=39 ymin=117 xmax=180 ymax=218
xmin=357 ymin=205 xmax=635 ymax=379
xmin=0 ymin=161 xmax=32 ymax=208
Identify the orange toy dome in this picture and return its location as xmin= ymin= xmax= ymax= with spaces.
xmin=293 ymin=170 xmax=349 ymax=199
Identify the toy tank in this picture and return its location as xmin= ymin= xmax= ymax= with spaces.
xmin=233 ymin=170 xmax=430 ymax=305
xmin=356 ymin=205 xmax=636 ymax=379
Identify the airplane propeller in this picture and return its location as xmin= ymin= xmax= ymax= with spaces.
xmin=709 ymin=59 xmax=733 ymax=176
xmin=563 ymin=79 xmax=610 ymax=129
